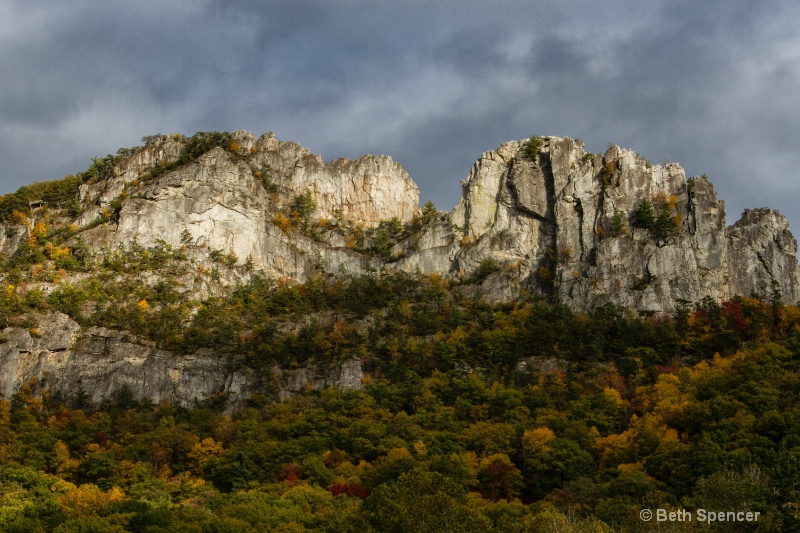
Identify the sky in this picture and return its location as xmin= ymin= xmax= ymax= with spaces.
xmin=2 ymin=0 xmax=800 ymax=233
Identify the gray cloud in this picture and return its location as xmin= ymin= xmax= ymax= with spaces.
xmin=2 ymin=0 xmax=800 ymax=235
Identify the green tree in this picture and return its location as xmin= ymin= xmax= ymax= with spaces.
xmin=633 ymin=199 xmax=655 ymax=230
xmin=523 ymin=437 xmax=596 ymax=499
xmin=290 ymin=191 xmax=316 ymax=220
xmin=653 ymin=205 xmax=676 ymax=243
xmin=421 ymin=201 xmax=437 ymax=224
xmin=474 ymin=256 xmax=501 ymax=282
xmin=610 ymin=210 xmax=625 ymax=237
xmin=525 ymin=136 xmax=542 ymax=161
xmin=363 ymin=470 xmax=493 ymax=533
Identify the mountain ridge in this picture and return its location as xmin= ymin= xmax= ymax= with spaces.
xmin=1 ymin=129 xmax=798 ymax=408
xmin=2 ymin=130 xmax=798 ymax=311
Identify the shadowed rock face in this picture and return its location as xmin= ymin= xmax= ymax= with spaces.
xmin=1 ymin=131 xmax=798 ymax=407
xmin=728 ymin=208 xmax=800 ymax=300
xmin=0 ymin=312 xmax=363 ymax=412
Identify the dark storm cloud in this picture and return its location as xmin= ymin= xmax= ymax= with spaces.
xmin=2 ymin=0 xmax=800 ymax=235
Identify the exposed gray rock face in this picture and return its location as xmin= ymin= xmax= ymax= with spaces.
xmin=417 ymin=136 xmax=800 ymax=311
xmin=0 ymin=223 xmax=27 ymax=259
xmin=728 ymin=208 xmax=800 ymax=300
xmin=249 ymin=132 xmax=419 ymax=226
xmin=77 ymin=135 xmax=183 ymax=227
xmin=0 ymin=312 xmax=363 ymax=410
xmin=69 ymin=130 xmax=798 ymax=312
xmin=2 ymin=130 xmax=798 ymax=407
xmin=272 ymin=359 xmax=364 ymax=401
xmin=77 ymin=133 xmax=418 ymax=285
xmin=390 ymin=216 xmax=458 ymax=275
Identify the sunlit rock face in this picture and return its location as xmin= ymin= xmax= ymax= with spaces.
xmin=2 ymin=131 xmax=798 ymax=408
xmin=249 ymin=131 xmax=419 ymax=226
xmin=426 ymin=136 xmax=799 ymax=312
xmin=67 ymin=131 xmax=800 ymax=312
xmin=77 ymin=133 xmax=419 ymax=286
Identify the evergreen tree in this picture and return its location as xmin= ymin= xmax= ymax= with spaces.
xmin=525 ymin=136 xmax=542 ymax=161
xmin=653 ymin=205 xmax=675 ymax=243
xmin=633 ymin=199 xmax=655 ymax=229
xmin=610 ymin=210 xmax=625 ymax=237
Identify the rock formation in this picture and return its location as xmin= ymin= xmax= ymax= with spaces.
xmin=1 ymin=130 xmax=798 ymax=407
xmin=396 ymin=137 xmax=800 ymax=311
xmin=16 ymin=130 xmax=797 ymax=311
xmin=0 ymin=312 xmax=363 ymax=412
xmin=75 ymin=131 xmax=419 ymax=283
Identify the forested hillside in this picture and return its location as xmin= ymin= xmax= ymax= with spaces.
xmin=2 ymin=270 xmax=800 ymax=531
xmin=2 ymin=132 xmax=800 ymax=531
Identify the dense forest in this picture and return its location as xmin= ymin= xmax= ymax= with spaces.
xmin=3 ymin=263 xmax=800 ymax=530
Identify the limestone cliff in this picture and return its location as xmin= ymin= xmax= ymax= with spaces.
xmin=55 ymin=130 xmax=800 ymax=310
xmin=75 ymin=131 xmax=419 ymax=284
xmin=1 ymin=130 xmax=798 ymax=407
xmin=397 ymin=137 xmax=800 ymax=311
xmin=0 ymin=312 xmax=363 ymax=412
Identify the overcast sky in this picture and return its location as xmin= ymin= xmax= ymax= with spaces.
xmin=2 ymin=0 xmax=800 ymax=233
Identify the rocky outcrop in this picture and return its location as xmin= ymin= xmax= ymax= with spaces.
xmin=0 ymin=222 xmax=27 ymax=259
xmin=76 ymin=132 xmax=418 ymax=285
xmin=272 ymin=359 xmax=364 ymax=401
xmin=56 ymin=132 xmax=800 ymax=310
xmin=400 ymin=137 xmax=800 ymax=312
xmin=249 ymin=131 xmax=419 ymax=226
xmin=0 ymin=312 xmax=363 ymax=410
xmin=77 ymin=134 xmax=183 ymax=224
xmin=728 ymin=208 xmax=800 ymax=300
xmin=2 ymin=130 xmax=798 ymax=407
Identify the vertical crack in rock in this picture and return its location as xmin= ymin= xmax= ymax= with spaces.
xmin=575 ymin=198 xmax=585 ymax=262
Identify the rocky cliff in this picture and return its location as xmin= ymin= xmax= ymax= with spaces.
xmin=73 ymin=131 xmax=419 ymax=284
xmin=11 ymin=130 xmax=796 ymax=310
xmin=405 ymin=137 xmax=800 ymax=311
xmin=0 ymin=311 xmax=364 ymax=412
xmin=1 ymin=130 xmax=798 ymax=407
